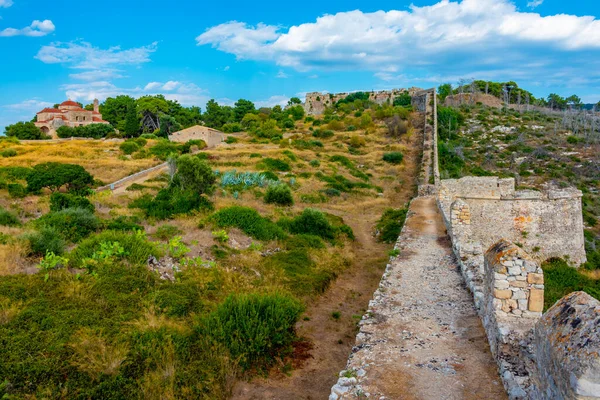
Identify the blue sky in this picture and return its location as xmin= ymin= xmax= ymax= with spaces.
xmin=1 ymin=0 xmax=599 ymax=131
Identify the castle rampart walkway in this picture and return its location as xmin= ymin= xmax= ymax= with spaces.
xmin=330 ymin=196 xmax=506 ymax=399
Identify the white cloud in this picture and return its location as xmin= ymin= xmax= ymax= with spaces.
xmin=276 ymin=70 xmax=288 ymax=78
xmin=63 ymin=80 xmax=209 ymax=107
xmin=0 ymin=19 xmax=54 ymax=37
xmin=254 ymin=95 xmax=290 ymax=108
xmin=3 ymin=99 xmax=52 ymax=111
xmin=196 ymin=0 xmax=600 ymax=81
xmin=223 ymin=65 xmax=230 ymax=71
xmin=527 ymin=0 xmax=543 ymax=9
xmin=0 ymin=0 xmax=13 ymax=8
xmin=36 ymin=40 xmax=157 ymax=69
xmin=162 ymin=80 xmax=180 ymax=91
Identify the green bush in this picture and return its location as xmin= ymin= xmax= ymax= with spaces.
xmin=264 ymin=184 xmax=294 ymax=206
xmin=172 ymin=155 xmax=216 ymax=194
xmin=181 ymin=139 xmax=207 ymax=154
xmin=285 ymin=234 xmax=325 ymax=250
xmin=1 ymin=148 xmax=17 ymax=158
xmin=23 ymin=227 xmax=66 ymax=256
xmin=129 ymin=187 xmax=213 ymax=220
xmin=261 ymin=158 xmax=291 ymax=172
xmin=105 ymin=216 xmax=144 ymax=232
xmin=4 ymin=121 xmax=49 ymax=140
xmin=289 ymin=209 xmax=336 ymax=239
xmin=119 ymin=141 xmax=140 ymax=155
xmin=225 ymin=136 xmax=238 ymax=144
xmin=211 ymin=206 xmax=286 ymax=241
xmin=50 ymin=192 xmax=94 ymax=213
xmin=7 ymin=183 xmax=26 ymax=198
xmin=36 ymin=208 xmax=100 ymax=242
xmin=382 ymin=152 xmax=404 ymax=164
xmin=376 ymin=208 xmax=408 ymax=243
xmin=222 ymin=123 xmax=242 ymax=133
xmin=202 ymin=292 xmax=303 ymax=371
xmin=56 ymin=124 xmax=115 ymax=139
xmin=149 ymin=140 xmax=182 ymax=160
xmin=26 ymin=163 xmax=94 ymax=194
xmin=261 ymin=171 xmax=279 ymax=181
xmin=542 ymin=258 xmax=600 ymax=310
xmin=70 ymin=230 xmax=160 ymax=267
xmin=0 ymin=207 xmax=20 ymax=226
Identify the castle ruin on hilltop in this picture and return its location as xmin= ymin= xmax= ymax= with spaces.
xmin=303 ymin=88 xmax=425 ymax=115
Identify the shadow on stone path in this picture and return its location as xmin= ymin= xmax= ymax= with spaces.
xmin=333 ymin=196 xmax=507 ymax=399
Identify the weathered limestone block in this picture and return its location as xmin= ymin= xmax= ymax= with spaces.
xmin=484 ymin=239 xmax=545 ymax=319
xmin=535 ymin=292 xmax=600 ymax=399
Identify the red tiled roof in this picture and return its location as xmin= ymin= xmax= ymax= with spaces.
xmin=38 ymin=108 xmax=62 ymax=113
xmin=60 ymin=100 xmax=81 ymax=107
xmin=92 ymin=117 xmax=108 ymax=122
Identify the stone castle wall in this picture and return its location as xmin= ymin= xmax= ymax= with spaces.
xmin=438 ymin=176 xmax=586 ymax=266
xmin=303 ymin=87 xmax=423 ymax=115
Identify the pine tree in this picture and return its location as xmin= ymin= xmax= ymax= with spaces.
xmin=124 ymin=105 xmax=140 ymax=137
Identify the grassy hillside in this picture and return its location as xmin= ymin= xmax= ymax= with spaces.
xmin=0 ymin=104 xmax=419 ymax=398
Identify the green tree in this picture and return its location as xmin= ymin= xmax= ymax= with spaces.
xmin=287 ymin=105 xmax=305 ymax=121
xmin=158 ymin=115 xmax=182 ymax=138
xmin=4 ymin=122 xmax=48 ymax=140
xmin=124 ymin=104 xmax=141 ymax=137
xmin=203 ymin=99 xmax=233 ymax=129
xmin=172 ymin=155 xmax=216 ymax=194
xmin=137 ymin=95 xmax=169 ymax=132
xmin=241 ymin=113 xmax=261 ymax=130
xmin=438 ymin=84 xmax=453 ymax=102
xmin=393 ymin=93 xmax=412 ymax=107
xmin=26 ymin=163 xmax=94 ymax=193
xmin=233 ymin=99 xmax=256 ymax=122
xmin=100 ymin=95 xmax=136 ymax=130
xmin=547 ymin=93 xmax=567 ymax=110
xmin=287 ymin=97 xmax=302 ymax=106
xmin=566 ymin=95 xmax=582 ymax=108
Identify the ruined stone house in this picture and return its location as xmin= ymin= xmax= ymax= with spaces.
xmin=167 ymin=125 xmax=225 ymax=148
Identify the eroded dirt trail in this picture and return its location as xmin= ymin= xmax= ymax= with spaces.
xmin=336 ymin=196 xmax=506 ymax=399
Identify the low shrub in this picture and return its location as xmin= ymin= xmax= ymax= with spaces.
xmin=312 ymin=129 xmax=334 ymax=139
xmin=36 ymin=208 xmax=100 ymax=242
xmin=264 ymin=184 xmax=294 ymax=206
xmin=383 ymin=152 xmax=404 ymax=164
xmin=376 ymin=208 xmax=409 ymax=243
xmin=201 ymin=292 xmax=304 ymax=371
xmin=119 ymin=141 xmax=140 ymax=155
xmin=129 ymin=187 xmax=213 ymax=219
xmin=23 ymin=227 xmax=66 ymax=256
xmin=0 ymin=207 xmax=20 ymax=226
xmin=225 ymin=136 xmax=238 ymax=144
xmin=105 ymin=216 xmax=144 ymax=232
xmin=285 ymin=234 xmax=325 ymax=250
xmin=7 ymin=183 xmax=26 ymax=198
xmin=1 ymin=148 xmax=17 ymax=158
xmin=542 ymin=258 xmax=600 ymax=309
xmin=181 ymin=139 xmax=207 ymax=154
xmin=149 ymin=140 xmax=182 ymax=160
xmin=50 ymin=192 xmax=94 ymax=213
xmin=289 ymin=209 xmax=336 ymax=239
xmin=211 ymin=206 xmax=286 ymax=241
xmin=222 ymin=123 xmax=242 ymax=133
xmin=260 ymin=158 xmax=291 ymax=172
xmin=70 ymin=230 xmax=160 ymax=267
xmin=154 ymin=224 xmax=182 ymax=240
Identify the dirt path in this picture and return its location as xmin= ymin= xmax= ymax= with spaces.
xmin=333 ymin=196 xmax=506 ymax=399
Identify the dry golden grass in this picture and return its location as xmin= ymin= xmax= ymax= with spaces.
xmin=0 ymin=140 xmax=162 ymax=183
xmin=0 ymin=297 xmax=24 ymax=325
xmin=0 ymin=241 xmax=29 ymax=276
xmin=69 ymin=327 xmax=129 ymax=380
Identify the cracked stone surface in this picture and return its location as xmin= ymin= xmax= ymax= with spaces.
xmin=332 ymin=196 xmax=507 ymax=399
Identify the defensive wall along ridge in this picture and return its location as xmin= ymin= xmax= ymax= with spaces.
xmin=330 ymin=89 xmax=600 ymax=399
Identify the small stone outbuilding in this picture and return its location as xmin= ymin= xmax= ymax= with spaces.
xmin=168 ymin=125 xmax=225 ymax=148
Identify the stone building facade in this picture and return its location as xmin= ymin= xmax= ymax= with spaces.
xmin=167 ymin=125 xmax=225 ymax=148
xmin=35 ymin=99 xmax=110 ymax=138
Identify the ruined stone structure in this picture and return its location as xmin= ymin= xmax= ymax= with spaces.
xmin=332 ymin=87 xmax=599 ymax=400
xmin=303 ymin=87 xmax=423 ymax=115
xmin=35 ymin=99 xmax=110 ymax=138
xmin=168 ymin=125 xmax=225 ymax=147
xmin=438 ymin=176 xmax=586 ymax=266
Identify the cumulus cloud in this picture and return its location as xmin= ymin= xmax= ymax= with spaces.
xmin=0 ymin=0 xmax=13 ymax=8
xmin=276 ymin=70 xmax=288 ymax=78
xmin=36 ymin=40 xmax=157 ymax=69
xmin=254 ymin=95 xmax=290 ymax=108
xmin=0 ymin=19 xmax=55 ymax=37
xmin=196 ymin=0 xmax=600 ymax=84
